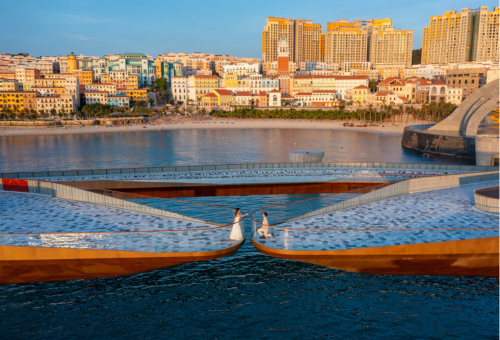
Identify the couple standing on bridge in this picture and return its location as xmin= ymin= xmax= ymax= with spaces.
xmin=229 ymin=208 xmax=274 ymax=241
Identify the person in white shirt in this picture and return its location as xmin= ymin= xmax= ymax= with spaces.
xmin=258 ymin=212 xmax=273 ymax=239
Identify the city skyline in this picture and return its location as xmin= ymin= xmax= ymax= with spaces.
xmin=1 ymin=0 xmax=498 ymax=58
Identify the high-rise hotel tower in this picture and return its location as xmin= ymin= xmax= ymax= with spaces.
xmin=264 ymin=17 xmax=413 ymax=68
xmin=324 ymin=18 xmax=413 ymax=67
xmin=422 ymin=6 xmax=499 ymax=64
xmin=262 ymin=17 xmax=324 ymax=64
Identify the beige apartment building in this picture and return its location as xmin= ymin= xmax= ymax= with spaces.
xmin=422 ymin=6 xmax=499 ymax=64
xmin=44 ymin=73 xmax=80 ymax=106
xmin=15 ymin=68 xmax=40 ymax=84
xmin=0 ymin=79 xmax=20 ymax=91
xmin=263 ymin=18 xmax=296 ymax=63
xmin=428 ymin=80 xmax=447 ymax=103
xmin=36 ymin=95 xmax=76 ymax=114
xmin=445 ymin=67 xmax=487 ymax=100
xmin=294 ymin=19 xmax=324 ymax=64
xmin=446 ymin=88 xmax=463 ymax=105
xmin=325 ymin=20 xmax=368 ymax=64
xmin=262 ymin=17 xmax=323 ymax=64
xmin=377 ymin=77 xmax=417 ymax=102
xmin=84 ymin=91 xmax=108 ymax=105
xmin=324 ymin=18 xmax=412 ymax=67
xmin=370 ymin=26 xmax=413 ymax=67
xmin=351 ymin=85 xmax=370 ymax=106
xmin=476 ymin=7 xmax=500 ymax=62
xmin=84 ymin=83 xmax=117 ymax=95
xmin=292 ymin=75 xmax=335 ymax=94
xmin=353 ymin=18 xmax=393 ymax=61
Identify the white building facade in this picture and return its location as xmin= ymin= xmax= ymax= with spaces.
xmin=170 ymin=76 xmax=188 ymax=102
xmin=223 ymin=63 xmax=261 ymax=76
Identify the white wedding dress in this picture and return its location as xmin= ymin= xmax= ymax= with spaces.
xmin=229 ymin=216 xmax=244 ymax=241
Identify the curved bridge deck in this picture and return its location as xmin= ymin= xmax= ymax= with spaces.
xmin=0 ymin=191 xmax=244 ymax=284
xmin=251 ymin=181 xmax=499 ymax=277
xmin=254 ymin=182 xmax=498 ymax=251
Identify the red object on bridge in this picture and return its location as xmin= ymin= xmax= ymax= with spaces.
xmin=2 ymin=178 xmax=29 ymax=192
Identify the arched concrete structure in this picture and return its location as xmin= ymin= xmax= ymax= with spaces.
xmin=428 ymin=80 xmax=499 ymax=136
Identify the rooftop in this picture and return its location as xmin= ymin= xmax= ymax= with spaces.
xmin=236 ymin=91 xmax=251 ymax=96
xmin=431 ymin=80 xmax=447 ymax=85
xmin=193 ymin=75 xmax=219 ymax=79
xmin=121 ymin=53 xmax=147 ymax=58
xmin=379 ymin=77 xmax=403 ymax=85
xmin=214 ymin=89 xmax=234 ymax=96
xmin=86 ymin=83 xmax=116 ymax=86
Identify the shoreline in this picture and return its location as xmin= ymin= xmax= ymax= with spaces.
xmin=0 ymin=119 xmax=421 ymax=138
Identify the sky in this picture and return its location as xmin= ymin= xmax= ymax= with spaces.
xmin=0 ymin=0 xmax=497 ymax=59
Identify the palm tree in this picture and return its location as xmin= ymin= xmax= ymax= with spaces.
xmin=419 ymin=103 xmax=426 ymax=123
xmin=81 ymin=106 xmax=88 ymax=116
xmin=358 ymin=109 xmax=364 ymax=122
xmin=20 ymin=108 xmax=28 ymax=121
xmin=13 ymin=107 xmax=19 ymax=120
xmin=429 ymin=101 xmax=438 ymax=123
xmin=387 ymin=105 xmax=393 ymax=123
xmin=3 ymin=108 xmax=11 ymax=121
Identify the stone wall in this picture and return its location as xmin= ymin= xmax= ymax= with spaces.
xmin=401 ymin=126 xmax=476 ymax=158
xmin=475 ymin=136 xmax=499 ymax=166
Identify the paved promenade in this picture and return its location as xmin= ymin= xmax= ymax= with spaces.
xmin=29 ymin=167 xmax=469 ymax=184
xmin=0 ymin=192 xmax=241 ymax=252
xmin=255 ymin=181 xmax=499 ymax=251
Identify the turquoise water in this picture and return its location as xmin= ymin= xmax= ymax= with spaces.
xmin=128 ymin=193 xmax=360 ymax=226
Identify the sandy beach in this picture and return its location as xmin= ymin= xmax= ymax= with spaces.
xmin=0 ymin=119 xmax=419 ymax=138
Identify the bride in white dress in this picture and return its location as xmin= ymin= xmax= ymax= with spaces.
xmin=229 ymin=208 xmax=247 ymax=241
